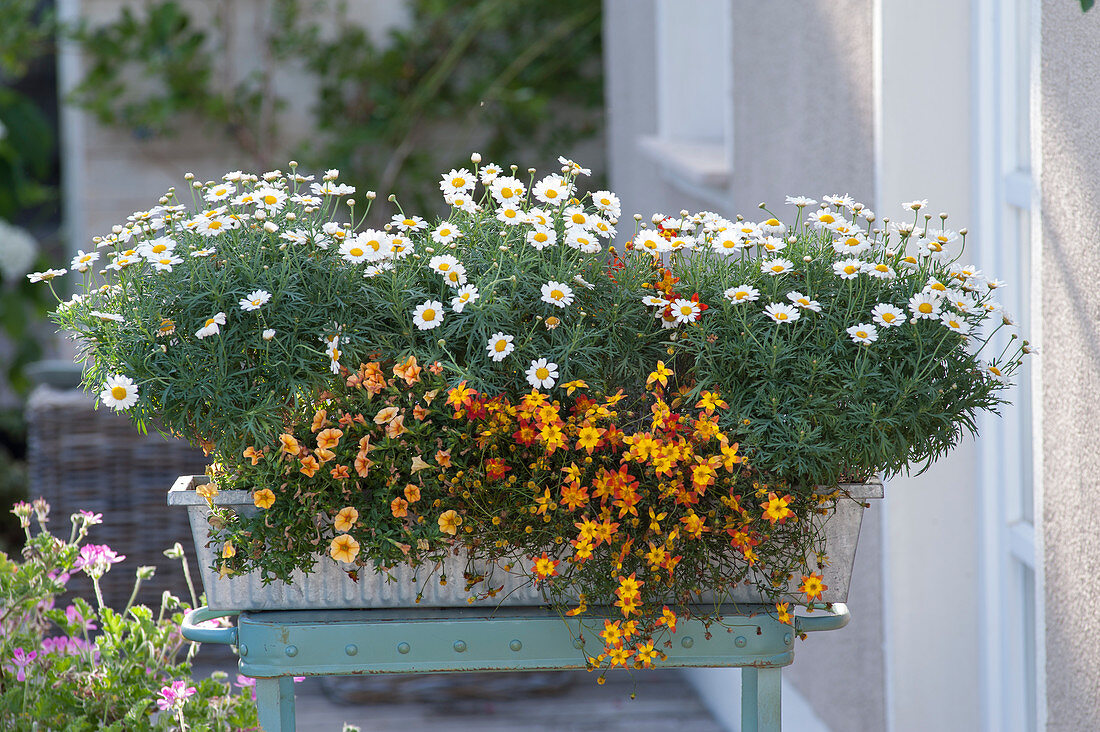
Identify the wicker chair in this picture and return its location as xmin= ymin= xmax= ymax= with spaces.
xmin=26 ymin=385 xmax=209 ymax=611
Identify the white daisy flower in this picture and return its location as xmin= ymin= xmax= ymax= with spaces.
xmin=204 ymin=183 xmax=236 ymax=202
xmin=891 ymin=221 xmax=917 ymax=237
xmin=279 ymin=229 xmax=309 ymax=246
xmin=847 ymin=323 xmax=879 ymax=345
xmin=27 ymin=268 xmax=67 ymax=282
xmin=711 ymin=231 xmax=742 ymax=256
xmin=439 ymin=168 xmax=475 ymax=195
xmin=557 ymin=155 xmax=591 ymax=176
xmin=431 ymin=222 xmax=462 ymax=245
xmin=634 ymin=230 xmax=667 ymax=254
xmin=525 ymin=358 xmax=559 ymax=390
xmin=429 ymin=255 xmax=460 ymax=274
xmin=864 ymin=261 xmax=896 ymax=280
xmin=191 ymin=247 xmax=216 ymax=258
xmin=833 ymin=259 xmax=863 ymax=279
xmin=450 ymin=285 xmax=480 ymax=313
xmin=231 ymin=192 xmax=257 ymax=208
xmin=339 ymin=238 xmax=370 ymax=263
xmin=983 ymin=363 xmax=1010 ymax=384
xmin=391 ymin=214 xmax=428 ymax=232
xmin=823 ymin=194 xmax=855 ymax=208
xmin=490 ymin=176 xmax=526 ymax=205
xmin=353 ymin=230 xmax=391 ymax=261
xmin=563 ymin=207 xmax=594 ymax=230
xmin=527 ymin=227 xmax=557 ymax=251
xmin=151 ymin=255 xmax=183 ymax=272
xmin=486 ymin=332 xmax=514 ymax=362
xmin=732 ymin=222 xmax=761 ymax=240
xmin=385 ymin=235 xmax=412 ymax=260
xmin=326 ymin=336 xmax=342 ymax=374
xmin=495 ymin=205 xmax=524 ymax=226
xmin=363 ymin=262 xmax=394 ymax=278
xmin=871 ymin=303 xmax=907 ymax=328
xmin=723 ymin=285 xmax=760 ymax=303
xmin=196 ymin=217 xmax=230 ymax=237
xmin=442 ymin=264 xmax=468 ymax=288
xmin=196 ymin=312 xmax=227 ymax=339
xmin=642 ymin=295 xmax=669 ymax=308
xmin=525 ymin=208 xmax=552 ymax=227
xmin=591 ymin=190 xmax=621 ymax=218
xmin=310 ymin=181 xmax=355 ymax=196
xmin=759 ymin=217 xmax=785 ymax=235
xmin=898 ymin=254 xmax=920 ymax=270
xmin=565 ymin=229 xmax=600 ymax=253
xmin=593 ymin=219 xmax=616 ymax=239
xmin=99 ymin=375 xmax=139 ymax=411
xmin=761 ymin=258 xmax=795 ymax=276
xmin=760 ymin=236 xmax=786 ymax=254
xmin=479 ymin=163 xmax=503 ymax=183
xmin=239 ymin=290 xmax=272 ymax=311
xmin=253 ymin=187 xmax=287 ymax=212
xmin=787 ymin=291 xmax=822 ymax=312
xmin=70 ymin=250 xmax=100 ymax=272
xmin=412 ymin=300 xmax=445 ymax=330
xmin=669 ymin=298 xmax=701 ymax=324
xmin=532 ymin=174 xmax=572 ymax=205
xmin=924 ymin=278 xmax=949 ymax=296
xmin=573 ymin=275 xmax=595 ymax=291
xmin=807 ymin=209 xmax=839 ymax=228
xmin=541 ymin=281 xmax=575 ymax=308
xmin=763 ymin=303 xmax=800 ymax=324
xmin=262 ymin=329 xmax=276 ymax=340
xmin=944 ymin=289 xmax=976 ymax=314
xmin=902 ymin=199 xmax=928 ymax=212
xmin=940 ymin=312 xmax=970 ymax=334
xmin=832 ymin=234 xmax=870 ymax=256
xmin=444 ymin=191 xmax=479 ymax=213
xmin=785 ymin=195 xmax=817 ymax=207
xmin=908 ymin=292 xmax=942 ymax=321
xmin=89 ymin=310 xmax=124 ymax=323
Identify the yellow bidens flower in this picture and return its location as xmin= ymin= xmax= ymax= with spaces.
xmin=330 ymin=534 xmax=360 ymax=564
xmin=799 ymin=572 xmax=827 ymax=602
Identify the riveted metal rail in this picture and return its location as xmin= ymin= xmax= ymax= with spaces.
xmin=182 ymin=603 xmax=849 ymax=732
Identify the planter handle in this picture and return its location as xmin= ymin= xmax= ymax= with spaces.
xmin=793 ymin=602 xmax=850 ymax=634
xmin=182 ymin=606 xmax=240 ymax=646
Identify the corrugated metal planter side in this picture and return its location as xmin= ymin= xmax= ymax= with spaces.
xmin=169 ymin=475 xmax=883 ymax=612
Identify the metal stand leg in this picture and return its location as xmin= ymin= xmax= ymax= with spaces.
xmin=255 ymin=677 xmax=296 ymax=731
xmin=741 ymin=667 xmax=782 ymax=732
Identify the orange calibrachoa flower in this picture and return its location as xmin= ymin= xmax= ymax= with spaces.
xmin=391 ymin=497 xmax=408 ymax=518
xmin=334 ymin=506 xmax=359 ymax=532
xmin=298 ymin=455 xmax=319 ymax=477
xmin=316 ymin=428 xmax=343 ymax=450
xmin=438 ymin=509 xmax=461 ymax=535
xmin=393 ymin=355 xmax=422 ymax=385
xmin=279 ymin=434 xmax=299 ymax=456
xmin=253 ymin=488 xmax=275 ymax=509
xmin=243 ymin=446 xmax=263 ymax=465
xmin=799 ymin=573 xmax=827 ymax=602
xmin=435 ymin=449 xmax=452 ymax=468
xmin=329 ymin=534 xmax=360 ymax=563
xmin=404 ymin=484 xmax=422 ymax=503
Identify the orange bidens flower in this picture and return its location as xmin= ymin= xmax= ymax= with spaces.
xmin=761 ymin=492 xmax=794 ymax=525
xmin=438 ymin=509 xmax=461 ymax=536
xmin=392 ymin=355 xmax=422 ymax=385
xmin=799 ymin=573 xmax=827 ymax=602
xmin=253 ymin=488 xmax=276 ymax=509
xmin=484 ymin=458 xmax=511 ymax=481
xmin=243 ymin=446 xmax=263 ymax=465
xmin=334 ymin=506 xmax=359 ymax=532
xmin=391 ymin=497 xmax=409 ymax=518
xmin=404 ymin=484 xmax=422 ymax=503
xmin=279 ymin=434 xmax=300 ymax=456
xmin=316 ymin=428 xmax=343 ymax=450
xmin=298 ymin=455 xmax=320 ymax=477
xmin=532 ymin=552 xmax=559 ymax=581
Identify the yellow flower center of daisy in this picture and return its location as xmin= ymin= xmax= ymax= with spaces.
xmin=919 ymin=303 xmax=933 ymax=313
xmin=251 ymin=298 xmax=262 ymax=306
xmin=459 ymin=293 xmax=470 ymax=302
xmin=771 ymin=265 xmax=785 ymax=272
xmin=451 ymin=177 xmax=465 ymax=188
xmin=536 ymin=367 xmax=549 ymax=379
xmin=422 ymin=308 xmax=436 ymax=321
xmin=932 ymin=283 xmax=945 ymax=290
xmin=857 ymin=331 xmax=868 ymax=338
xmin=152 ymin=244 xmax=167 ymax=254
xmin=494 ymin=341 xmax=507 ymax=352
xmin=948 ymin=320 xmax=960 ymax=328
xmin=765 ymin=218 xmax=780 ymax=226
xmin=776 ymin=313 xmax=788 ymax=320
xmin=798 ymin=299 xmax=808 ymax=306
xmin=403 ymin=218 xmax=415 ymax=226
xmin=504 ymin=209 xmax=517 ymax=218
xmin=929 ymin=242 xmax=943 ymax=251
xmin=875 ymin=264 xmax=889 ymax=272
xmin=205 ymin=318 xmax=216 ymax=327
xmin=501 ymin=188 xmax=514 ymax=199
xmin=572 ymin=214 xmax=585 ymax=224
xmin=263 ymin=195 xmax=278 ymax=205
xmin=990 ymin=366 xmax=1002 ymax=376
xmin=349 ymin=247 xmax=364 ymax=257
xmin=680 ymin=305 xmax=693 ymax=315
xmin=819 ymin=213 xmax=835 ymax=223
xmin=844 ymin=237 xmax=859 ymax=247
xmin=844 ymin=265 xmax=858 ymax=274
xmin=551 ymin=289 xmax=564 ymax=300
xmin=736 ymin=292 xmax=747 ymax=300
xmin=440 ymin=228 xmax=451 ymax=237
xmin=447 ymin=272 xmax=459 ymax=282
xmin=438 ymin=263 xmax=451 ymax=271
xmin=534 ymin=232 xmax=548 ymax=243
xmin=110 ymin=386 xmax=127 ymax=400
xmin=883 ymin=313 xmax=896 ymax=322
xmin=546 ymin=189 xmax=558 ymax=198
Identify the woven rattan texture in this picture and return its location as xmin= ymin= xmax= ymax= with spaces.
xmin=26 ymin=386 xmax=210 ymax=610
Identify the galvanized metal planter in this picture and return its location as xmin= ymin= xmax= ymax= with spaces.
xmin=168 ymin=475 xmax=883 ymax=613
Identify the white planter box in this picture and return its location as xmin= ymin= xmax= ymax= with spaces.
xmin=169 ymin=475 xmax=883 ymax=612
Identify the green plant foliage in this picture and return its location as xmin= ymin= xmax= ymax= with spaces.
xmin=0 ymin=502 xmax=258 ymax=731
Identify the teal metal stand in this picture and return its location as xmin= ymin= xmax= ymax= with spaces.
xmin=183 ymin=603 xmax=849 ymax=732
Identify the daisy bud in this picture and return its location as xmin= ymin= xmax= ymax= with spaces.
xmin=184 ymin=172 xmax=194 ymax=180
xmin=940 ymin=212 xmax=948 ymax=220
xmin=193 ymin=181 xmax=202 ymax=189
xmin=289 ymin=160 xmax=298 ymax=169
xmin=736 ymin=214 xmax=744 ymax=221
xmin=347 ymin=199 xmax=355 ymax=207
xmin=387 ymin=194 xmax=396 ymax=202
xmin=436 ymin=339 xmax=446 ymax=346
xmin=527 ymin=167 xmax=536 ymax=174
xmin=788 ymin=236 xmax=797 ymax=244
xmin=159 ymin=197 xmax=169 ymax=204
xmin=634 ymin=214 xmax=643 ymax=221
xmin=263 ymin=329 xmax=276 ymax=340
xmin=255 ymin=210 xmax=267 ymax=220
xmin=866 ymin=214 xmax=876 ymax=222
xmin=885 ymin=249 xmax=896 ymax=257
xmin=263 ymin=222 xmax=278 ymax=233
xmin=959 ymin=228 xmax=968 ymax=235
xmin=758 ymin=202 xmax=766 ymax=209
xmin=471 ymin=152 xmax=482 ymax=163
xmin=365 ymin=191 xmax=377 ymax=200
xmin=137 ymin=566 xmax=156 ymax=580
xmin=651 ymin=214 xmax=663 ymax=224
xmin=112 ymin=225 xmax=122 ymax=233
xmin=679 ymin=209 xmax=689 ymax=217
xmin=92 ymin=236 xmax=102 ymax=243
xmin=286 ymin=212 xmax=296 ymax=221
xmin=510 ymin=165 xmax=518 ymax=173
xmin=803 ymin=255 xmax=812 ymax=262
